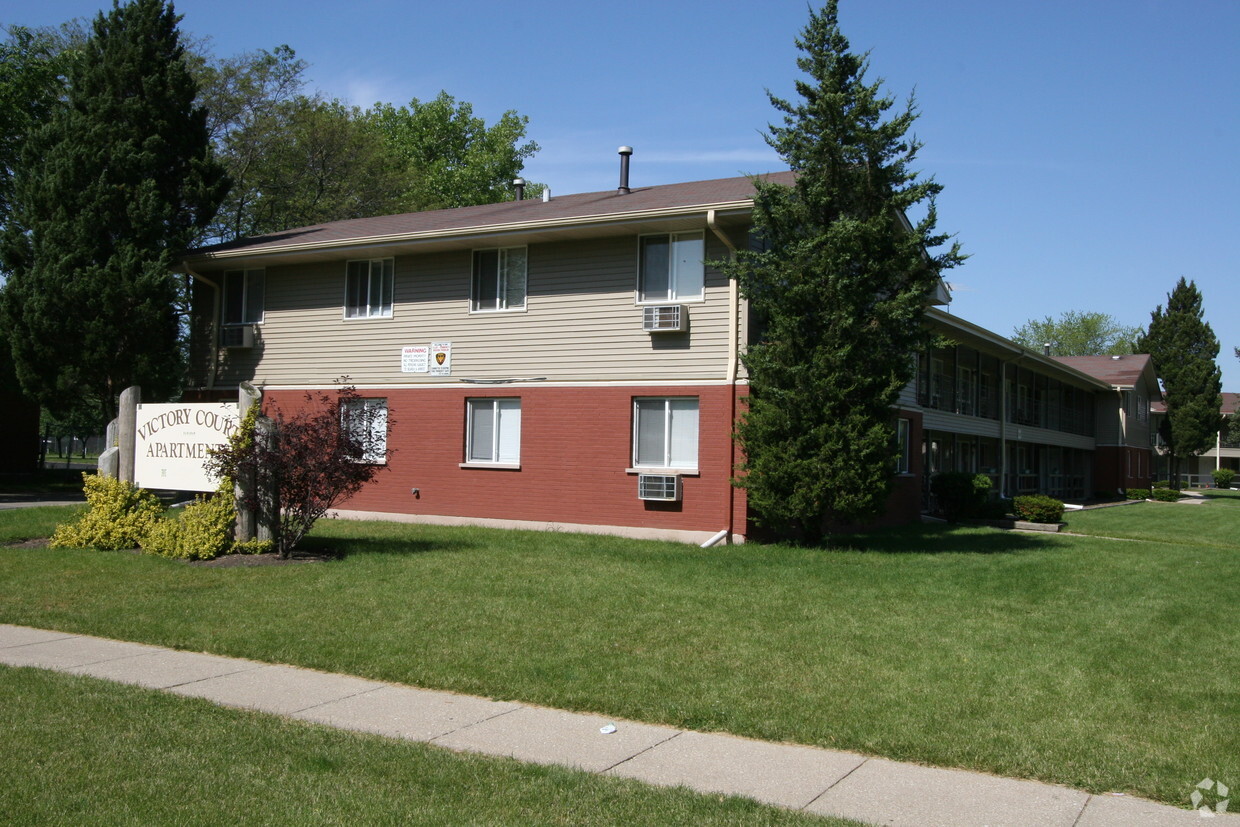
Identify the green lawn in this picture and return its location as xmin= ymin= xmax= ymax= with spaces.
xmin=2 ymin=502 xmax=1237 ymax=807
xmin=0 ymin=665 xmax=849 ymax=826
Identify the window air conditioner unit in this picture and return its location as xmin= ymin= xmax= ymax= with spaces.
xmin=220 ymin=325 xmax=255 ymax=349
xmin=643 ymin=304 xmax=687 ymax=333
xmin=637 ymin=473 xmax=682 ymax=502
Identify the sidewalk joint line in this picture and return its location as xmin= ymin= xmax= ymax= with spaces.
xmin=1071 ymin=794 xmax=1095 ymax=827
xmin=801 ymin=756 xmax=868 ymax=811
xmin=288 ymin=683 xmax=390 ymax=715
xmin=598 ymin=730 xmax=684 ymax=774
xmin=159 ymin=663 xmax=266 ymax=689
xmin=0 ymin=633 xmax=82 ymax=650
xmin=427 ymin=703 xmax=524 ymax=744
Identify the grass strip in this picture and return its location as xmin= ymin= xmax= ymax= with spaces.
xmin=0 ymin=665 xmax=850 ymax=825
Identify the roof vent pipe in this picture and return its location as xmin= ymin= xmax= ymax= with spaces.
xmin=513 ymin=178 xmax=525 ymax=201
xmin=1043 ymin=343 xmax=1052 ymax=356
xmin=617 ymin=146 xmax=633 ymax=194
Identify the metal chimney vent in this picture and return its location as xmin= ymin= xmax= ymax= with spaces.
xmin=513 ymin=178 xmax=525 ymax=200
xmin=617 ymin=146 xmax=633 ymax=194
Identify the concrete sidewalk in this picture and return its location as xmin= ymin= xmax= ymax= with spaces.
xmin=1 ymin=624 xmax=1231 ymax=827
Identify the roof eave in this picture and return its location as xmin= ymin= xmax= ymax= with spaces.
xmin=184 ymin=199 xmax=757 ymax=265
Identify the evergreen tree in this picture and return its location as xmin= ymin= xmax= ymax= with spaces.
xmin=726 ymin=1 xmax=962 ymax=543
xmin=0 ymin=0 xmax=227 ymax=421
xmin=1136 ymin=278 xmax=1222 ymax=489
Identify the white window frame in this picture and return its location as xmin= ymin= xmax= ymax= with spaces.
xmin=637 ymin=231 xmax=705 ymax=303
xmin=344 ymin=258 xmax=394 ymax=319
xmin=222 ymin=268 xmax=264 ymax=325
xmin=632 ymin=397 xmax=699 ymax=470
xmin=341 ymin=397 xmax=388 ymax=464
xmin=471 ymin=246 xmax=527 ymax=312
xmin=464 ymin=398 xmax=521 ymax=466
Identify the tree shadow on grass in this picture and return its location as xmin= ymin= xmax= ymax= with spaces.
xmin=821 ymin=522 xmax=1065 ymax=555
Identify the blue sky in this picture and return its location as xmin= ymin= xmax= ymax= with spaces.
xmin=7 ymin=0 xmax=1240 ymax=388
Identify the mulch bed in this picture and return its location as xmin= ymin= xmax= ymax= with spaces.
xmin=2 ymin=538 xmax=330 ymax=565
xmin=4 ymin=538 xmax=50 ymax=549
xmin=190 ymin=551 xmax=333 ymax=567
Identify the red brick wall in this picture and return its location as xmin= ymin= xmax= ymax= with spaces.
xmin=265 ymin=384 xmax=741 ymax=536
xmin=1095 ymin=445 xmax=1153 ymax=493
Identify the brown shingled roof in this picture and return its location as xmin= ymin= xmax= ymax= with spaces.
xmin=189 ymin=171 xmax=795 ymax=258
xmin=1051 ymin=354 xmax=1155 ymax=388
xmin=1151 ymin=391 xmax=1240 ymax=415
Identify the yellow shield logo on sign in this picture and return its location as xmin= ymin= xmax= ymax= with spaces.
xmin=435 ymin=352 xmax=446 ymax=365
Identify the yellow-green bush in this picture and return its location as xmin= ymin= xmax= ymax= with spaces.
xmin=50 ymin=474 xmax=164 ymax=551
xmin=141 ymin=489 xmax=235 ymax=560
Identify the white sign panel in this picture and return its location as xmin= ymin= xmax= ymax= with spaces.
xmin=430 ymin=341 xmax=452 ymax=376
xmin=401 ymin=345 xmax=429 ymax=373
xmin=134 ymin=403 xmax=240 ymax=492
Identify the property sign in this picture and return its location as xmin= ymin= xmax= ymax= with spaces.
xmin=430 ymin=341 xmax=452 ymax=376
xmin=401 ymin=345 xmax=430 ymax=373
xmin=133 ymin=403 xmax=239 ymax=491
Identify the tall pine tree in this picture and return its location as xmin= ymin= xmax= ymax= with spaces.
xmin=0 ymin=0 xmax=227 ymax=421
xmin=726 ymin=1 xmax=962 ymax=543
xmin=1136 ymin=278 xmax=1222 ymax=489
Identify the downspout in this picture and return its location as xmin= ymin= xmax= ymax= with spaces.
xmin=999 ymin=361 xmax=1008 ymax=498
xmin=708 ymin=210 xmax=739 ymax=543
xmin=182 ymin=262 xmax=220 ymax=390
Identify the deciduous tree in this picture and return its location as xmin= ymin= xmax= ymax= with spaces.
xmin=367 ymin=92 xmax=541 ymax=212
xmin=0 ymin=0 xmax=227 ymax=421
xmin=1136 ymin=278 xmax=1221 ymax=488
xmin=1012 ymin=311 xmax=1140 ymax=356
xmin=725 ymin=1 xmax=962 ymax=543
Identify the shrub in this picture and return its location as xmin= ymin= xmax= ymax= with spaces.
xmin=977 ymin=498 xmax=1011 ymax=520
xmin=50 ymin=473 xmax=164 ymax=550
xmin=1153 ymin=480 xmax=1170 ymax=489
xmin=1211 ymin=468 xmax=1235 ymax=489
xmin=1149 ymin=487 xmax=1183 ymax=502
xmin=206 ymin=382 xmax=391 ymax=558
xmin=1125 ymin=488 xmax=1151 ymax=501
xmin=141 ymin=488 xmax=235 ymax=560
xmin=930 ymin=472 xmax=992 ymax=522
xmin=1012 ymin=494 xmax=1064 ymax=523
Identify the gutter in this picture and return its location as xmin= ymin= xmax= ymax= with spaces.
xmin=186 ymin=199 xmax=758 ymax=264
xmin=182 ymin=262 xmax=219 ymax=390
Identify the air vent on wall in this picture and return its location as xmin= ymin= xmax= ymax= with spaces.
xmin=642 ymin=305 xmax=687 ymax=333
xmin=221 ymin=325 xmax=255 ymax=349
xmin=637 ymin=473 xmax=682 ymax=502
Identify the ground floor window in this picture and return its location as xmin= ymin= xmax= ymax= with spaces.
xmin=633 ymin=397 xmax=698 ymax=469
xmin=467 ymin=398 xmax=521 ymax=464
xmin=342 ymin=397 xmax=388 ymax=463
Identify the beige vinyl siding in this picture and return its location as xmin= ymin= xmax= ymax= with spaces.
xmin=921 ymin=410 xmax=1001 ymax=439
xmin=209 ymin=234 xmax=735 ymax=388
xmin=897 ymin=378 xmax=918 ymax=409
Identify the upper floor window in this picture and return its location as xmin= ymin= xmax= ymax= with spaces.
xmin=222 ymin=269 xmax=264 ymax=325
xmin=639 ymin=232 xmax=704 ymax=303
xmin=345 ymin=258 xmax=394 ymax=318
xmin=472 ymin=247 xmax=526 ymax=312
xmin=633 ymin=397 xmax=698 ymax=469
